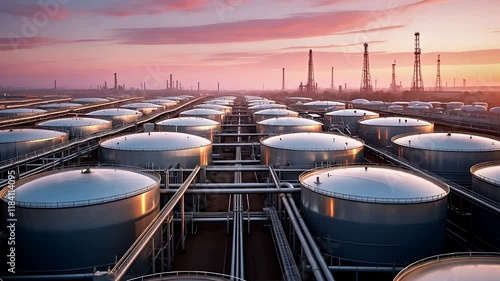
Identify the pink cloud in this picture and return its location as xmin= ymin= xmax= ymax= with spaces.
xmin=0 ymin=37 xmax=110 ymax=51
xmin=94 ymin=0 xmax=209 ymax=17
xmin=0 ymin=4 xmax=70 ymax=20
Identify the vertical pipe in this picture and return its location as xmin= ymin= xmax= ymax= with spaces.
xmin=170 ymin=74 xmax=173 ymax=90
xmin=181 ymin=195 xmax=185 ymax=251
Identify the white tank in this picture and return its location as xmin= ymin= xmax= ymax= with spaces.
xmin=194 ymin=104 xmax=232 ymax=115
xmin=121 ymin=103 xmax=163 ymax=115
xmin=0 ymin=108 xmax=47 ymax=117
xmin=472 ymin=102 xmax=488 ymax=109
xmin=180 ymin=108 xmax=225 ymax=123
xmin=490 ymin=106 xmax=500 ymax=114
xmin=156 ymin=117 xmax=220 ymax=142
xmin=447 ymin=101 xmax=464 ymax=110
xmin=388 ymin=105 xmax=404 ymax=111
xmin=325 ymin=109 xmax=379 ymax=135
xmin=86 ymin=108 xmax=143 ymax=126
xmin=72 ymin=97 xmax=109 ymax=104
xmin=143 ymin=99 xmax=178 ymax=107
xmin=257 ymin=117 xmax=323 ymax=134
xmin=304 ymin=101 xmax=345 ymax=111
xmin=253 ymin=109 xmax=299 ymax=122
xmin=351 ymin=99 xmax=370 ymax=105
xmin=37 ymin=117 xmax=112 ymax=138
xmin=461 ymin=104 xmax=487 ymax=112
xmin=39 ymin=102 xmax=83 ymax=110
xmin=0 ymin=128 xmax=69 ymax=161
xmin=248 ymin=104 xmax=287 ymax=113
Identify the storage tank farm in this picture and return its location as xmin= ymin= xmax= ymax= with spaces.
xmin=0 ymin=128 xmax=69 ymax=161
xmin=0 ymin=166 xmax=160 ymax=273
xmin=156 ymin=117 xmax=220 ymax=142
xmin=86 ymin=108 xmax=143 ymax=126
xmin=392 ymin=132 xmax=500 ymax=185
xmin=358 ymin=117 xmax=434 ymax=148
xmin=470 ymin=161 xmax=500 ymax=249
xmin=37 ymin=117 xmax=112 ymax=138
xmin=300 ymin=165 xmax=450 ymax=265
xmin=325 ymin=109 xmax=379 ymax=135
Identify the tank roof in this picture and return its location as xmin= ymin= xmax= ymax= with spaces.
xmin=100 ymin=132 xmax=211 ymax=151
xmin=194 ymin=104 xmax=231 ymax=110
xmin=304 ymin=101 xmax=345 ymax=106
xmin=39 ymin=102 xmax=83 ymax=108
xmin=0 ymin=128 xmax=67 ymax=143
xmin=351 ymin=99 xmax=369 ymax=104
xmin=143 ymin=99 xmax=177 ymax=103
xmin=392 ymin=133 xmax=500 ymax=152
xmin=248 ymin=104 xmax=286 ymax=110
xmin=325 ymin=109 xmax=378 ymax=117
xmin=38 ymin=117 xmax=111 ymax=127
xmin=254 ymin=109 xmax=298 ymax=115
xmin=87 ymin=108 xmax=142 ymax=116
xmin=180 ymin=108 xmax=224 ymax=115
xmin=156 ymin=117 xmax=219 ymax=126
xmin=9 ymin=167 xmax=158 ymax=208
xmin=471 ymin=162 xmax=500 ymax=186
xmin=359 ymin=117 xmax=432 ymax=127
xmin=394 ymin=253 xmax=500 ymax=281
xmin=261 ymin=132 xmax=363 ymax=151
xmin=0 ymin=108 xmax=47 ymax=114
xmin=301 ymin=166 xmax=448 ymax=203
xmin=257 ymin=117 xmax=321 ymax=126
xmin=121 ymin=103 xmax=163 ymax=108
xmin=72 ymin=97 xmax=109 ymax=103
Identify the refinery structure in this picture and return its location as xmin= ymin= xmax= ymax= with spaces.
xmin=0 ymin=31 xmax=500 ymax=281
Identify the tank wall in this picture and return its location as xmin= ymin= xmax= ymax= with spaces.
xmin=1 ymin=184 xmax=160 ymax=272
xmin=254 ymin=113 xmax=299 ymax=123
xmin=471 ymin=176 xmax=500 ymax=249
xmin=0 ymin=134 xmax=69 ymax=161
xmin=301 ymin=187 xmax=448 ymax=265
xmin=392 ymin=144 xmax=500 ymax=186
xmin=257 ymin=124 xmax=323 ymax=134
xmin=180 ymin=113 xmax=224 ymax=123
xmin=38 ymin=122 xmax=112 ymax=138
xmin=100 ymin=145 xmax=212 ymax=169
xmin=326 ymin=115 xmax=378 ymax=135
xmin=88 ymin=114 xmax=142 ymax=126
xmin=260 ymin=145 xmax=364 ymax=167
xmin=156 ymin=124 xmax=220 ymax=142
xmin=358 ymin=124 xmax=434 ymax=148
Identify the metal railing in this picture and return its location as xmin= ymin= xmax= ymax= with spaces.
xmin=125 ymin=271 xmax=246 ymax=281
xmin=470 ymin=161 xmax=500 ymax=185
xmin=391 ymin=131 xmax=500 ymax=152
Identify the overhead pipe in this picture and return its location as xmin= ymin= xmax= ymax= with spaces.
xmin=160 ymin=188 xmax=299 ymax=194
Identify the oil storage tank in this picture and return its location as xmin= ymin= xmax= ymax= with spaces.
xmin=248 ymin=103 xmax=286 ymax=113
xmin=0 ymin=108 xmax=47 ymax=118
xmin=470 ymin=161 xmax=500 ymax=249
xmin=195 ymin=104 xmax=232 ymax=115
xmin=143 ymin=99 xmax=178 ymax=108
xmin=260 ymin=132 xmax=364 ymax=167
xmin=156 ymin=117 xmax=220 ymax=142
xmin=0 ymin=166 xmax=160 ymax=273
xmin=121 ymin=102 xmax=163 ymax=115
xmin=304 ymin=101 xmax=345 ymax=111
xmin=253 ymin=109 xmax=299 ymax=122
xmin=39 ymin=102 xmax=83 ymax=110
xmin=325 ymin=109 xmax=379 ymax=135
xmin=86 ymin=108 xmax=143 ymax=126
xmin=37 ymin=117 xmax=112 ymax=138
xmin=257 ymin=117 xmax=322 ymax=134
xmin=392 ymin=132 xmax=500 ymax=185
xmin=100 ymin=132 xmax=212 ymax=169
xmin=300 ymin=165 xmax=449 ymax=265
xmin=0 ymin=128 xmax=68 ymax=161
xmin=72 ymin=97 xmax=109 ymax=104
xmin=358 ymin=117 xmax=434 ymax=148
xmin=394 ymin=253 xmax=500 ymax=281
xmin=180 ymin=108 xmax=225 ymax=123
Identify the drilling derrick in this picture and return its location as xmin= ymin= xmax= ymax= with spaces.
xmin=360 ymin=43 xmax=372 ymax=94
xmin=435 ymin=54 xmax=442 ymax=91
xmin=305 ymin=49 xmax=316 ymax=92
xmin=411 ymin=32 xmax=424 ymax=91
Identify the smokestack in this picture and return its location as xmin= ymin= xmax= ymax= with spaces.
xmin=123 ymin=84 xmax=125 ymax=90
xmin=463 ymin=79 xmax=466 ymax=88
xmin=143 ymin=82 xmax=146 ymax=90
xmin=282 ymin=68 xmax=285 ymax=91
xmin=104 ymin=81 xmax=107 ymax=90
xmin=54 ymin=80 xmax=56 ymax=90
xmin=140 ymin=83 xmax=143 ymax=90
xmin=218 ymin=82 xmax=220 ymax=92
xmin=170 ymin=74 xmax=173 ymax=90
xmin=331 ymin=67 xmax=334 ymax=90
xmin=339 ymin=85 xmax=342 ymax=93
xmin=375 ymin=79 xmax=377 ymax=89
xmin=114 ymin=73 xmax=117 ymax=90
xmin=166 ymin=80 xmax=168 ymax=90
xmin=176 ymin=80 xmax=178 ymax=90
xmin=344 ymin=83 xmax=347 ymax=91
xmin=198 ymin=82 xmax=200 ymax=91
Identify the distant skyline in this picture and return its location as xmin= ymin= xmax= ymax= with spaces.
xmin=1 ymin=0 xmax=500 ymax=90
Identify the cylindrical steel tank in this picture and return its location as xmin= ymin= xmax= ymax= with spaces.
xmin=325 ymin=109 xmax=379 ymax=135
xmin=358 ymin=117 xmax=434 ymax=148
xmin=257 ymin=117 xmax=323 ymax=134
xmin=351 ymin=99 xmax=369 ymax=105
xmin=470 ymin=162 xmax=500 ymax=249
xmin=121 ymin=103 xmax=163 ymax=115
xmin=0 ymin=128 xmax=68 ymax=161
xmin=0 ymin=108 xmax=47 ymax=118
xmin=0 ymin=166 xmax=160 ymax=272
xmin=462 ymin=104 xmax=487 ymax=112
xmin=490 ymin=106 xmax=500 ymax=114
xmin=72 ymin=97 xmax=109 ymax=104
xmin=253 ymin=109 xmax=299 ymax=122
xmin=204 ymin=100 xmax=233 ymax=106
xmin=37 ymin=117 xmax=112 ymax=138
xmin=100 ymin=132 xmax=212 ymax=169
xmin=473 ymin=102 xmax=488 ymax=109
xmin=304 ymin=101 xmax=345 ymax=111
xmin=260 ymin=132 xmax=364 ymax=167
xmin=39 ymin=102 xmax=83 ymax=110
xmin=446 ymin=101 xmax=464 ymax=110
xmin=123 ymin=272 xmax=243 ymax=281
xmin=194 ymin=104 xmax=232 ymax=115
xmin=388 ymin=105 xmax=404 ymax=111
xmin=248 ymin=104 xmax=286 ymax=113
xmin=392 ymin=101 xmax=409 ymax=107
xmin=180 ymin=108 xmax=225 ymax=123
xmin=300 ymin=165 xmax=449 ymax=265
xmin=393 ymin=253 xmax=500 ymax=281
xmin=392 ymin=132 xmax=500 ymax=185
xmin=86 ymin=108 xmax=143 ymax=126
xmin=143 ymin=99 xmax=178 ymax=108
xmin=156 ymin=117 xmax=220 ymax=142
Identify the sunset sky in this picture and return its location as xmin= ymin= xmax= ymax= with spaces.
xmin=1 ymin=0 xmax=500 ymax=91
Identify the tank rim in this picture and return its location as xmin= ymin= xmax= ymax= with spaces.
xmin=470 ymin=161 xmax=500 ymax=186
xmin=391 ymin=132 xmax=500 ymax=152
xmin=260 ymin=132 xmax=364 ymax=151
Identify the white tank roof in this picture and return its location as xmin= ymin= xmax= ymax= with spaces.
xmin=248 ymin=104 xmax=286 ymax=110
xmin=156 ymin=117 xmax=219 ymax=126
xmin=304 ymin=101 xmax=345 ymax=106
xmin=257 ymin=117 xmax=321 ymax=126
xmin=325 ymin=109 xmax=378 ymax=117
xmin=194 ymin=104 xmax=231 ymax=110
xmin=39 ymin=102 xmax=83 ymax=108
xmin=0 ymin=108 xmax=47 ymax=114
xmin=301 ymin=166 xmax=448 ymax=203
xmin=472 ymin=163 xmax=500 ymax=186
xmin=254 ymin=109 xmax=298 ymax=116
xmin=287 ymin=97 xmax=313 ymax=101
xmin=490 ymin=106 xmax=500 ymax=113
xmin=261 ymin=132 xmax=363 ymax=151
xmin=0 ymin=128 xmax=67 ymax=143
xmin=121 ymin=103 xmax=163 ymax=109
xmin=72 ymin=97 xmax=109 ymax=103
xmin=394 ymin=253 xmax=500 ymax=281
xmin=351 ymin=99 xmax=369 ymax=104
xmin=87 ymin=108 xmax=142 ymax=116
xmin=101 ymin=132 xmax=211 ymax=151
xmin=360 ymin=117 xmax=432 ymax=127
xmin=181 ymin=108 xmax=224 ymax=115
xmin=143 ymin=99 xmax=177 ymax=104
xmin=393 ymin=133 xmax=500 ymax=152
xmin=38 ymin=117 xmax=111 ymax=127
xmin=10 ymin=167 xmax=158 ymax=207
xmin=462 ymin=105 xmax=487 ymax=112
